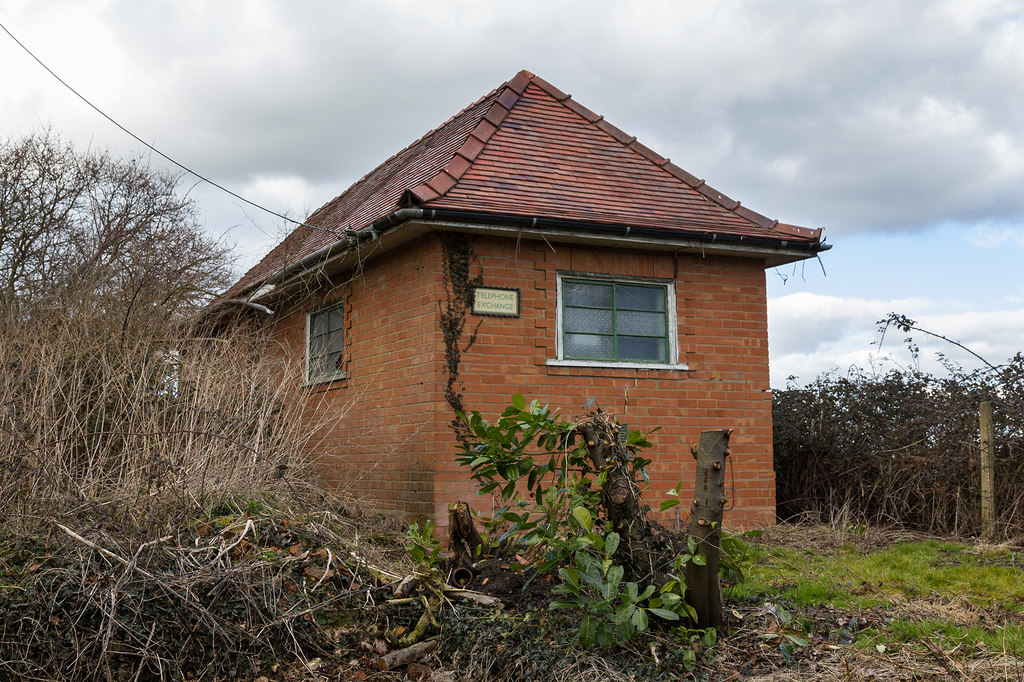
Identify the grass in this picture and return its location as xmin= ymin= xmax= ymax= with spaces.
xmin=735 ymin=531 xmax=1024 ymax=660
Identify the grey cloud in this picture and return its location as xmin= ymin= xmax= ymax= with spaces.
xmin=10 ymin=0 xmax=1022 ymax=242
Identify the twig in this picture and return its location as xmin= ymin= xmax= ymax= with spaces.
xmin=56 ymin=523 xmax=154 ymax=579
xmin=204 ymin=518 xmax=255 ymax=570
xmin=312 ymin=547 xmax=334 ymax=591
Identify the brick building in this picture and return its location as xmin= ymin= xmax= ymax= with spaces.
xmin=218 ymin=71 xmax=828 ymax=532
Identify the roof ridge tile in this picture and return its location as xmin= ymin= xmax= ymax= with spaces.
xmin=627 ymin=139 xmax=669 ymax=167
xmin=663 ymin=162 xmax=703 ymax=188
xmin=697 ymin=183 xmax=740 ymax=211
xmin=528 ymin=74 xmax=571 ymax=101
xmin=507 ymin=70 xmax=534 ymax=94
xmin=405 ymin=80 xmax=527 ymax=205
xmin=594 ymin=118 xmax=636 ymax=145
xmin=734 ymin=204 xmax=778 ymax=230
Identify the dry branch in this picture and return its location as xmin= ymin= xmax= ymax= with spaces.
xmin=376 ymin=637 xmax=438 ymax=671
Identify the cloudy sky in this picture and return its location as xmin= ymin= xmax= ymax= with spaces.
xmin=4 ymin=0 xmax=1023 ymax=386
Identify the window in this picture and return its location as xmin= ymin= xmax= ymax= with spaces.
xmin=307 ymin=302 xmax=344 ymax=383
xmin=553 ymin=274 xmax=685 ymax=369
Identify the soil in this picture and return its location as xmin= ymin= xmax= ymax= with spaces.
xmin=463 ymin=558 xmax=554 ymax=606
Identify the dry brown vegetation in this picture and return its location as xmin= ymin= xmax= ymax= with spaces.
xmin=773 ymin=351 xmax=1024 ymax=538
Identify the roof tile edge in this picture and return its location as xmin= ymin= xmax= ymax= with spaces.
xmin=524 ymin=71 xmax=822 ymax=242
xmin=405 ymin=73 xmax=533 ymax=205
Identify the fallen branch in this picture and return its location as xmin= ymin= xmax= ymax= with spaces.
xmin=442 ymin=587 xmax=504 ymax=607
xmin=376 ymin=637 xmax=438 ymax=671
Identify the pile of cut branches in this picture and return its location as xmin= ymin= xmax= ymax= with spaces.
xmin=0 ymin=503 xmax=414 ymax=680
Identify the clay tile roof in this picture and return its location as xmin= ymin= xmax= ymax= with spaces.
xmin=226 ymin=70 xmax=822 ymax=298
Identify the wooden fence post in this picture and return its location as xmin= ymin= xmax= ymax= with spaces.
xmin=979 ymin=401 xmax=996 ymax=541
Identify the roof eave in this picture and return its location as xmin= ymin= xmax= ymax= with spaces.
xmin=249 ymin=209 xmax=826 ymax=302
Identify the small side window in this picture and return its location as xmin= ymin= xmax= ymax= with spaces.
xmin=307 ymin=302 xmax=344 ymax=383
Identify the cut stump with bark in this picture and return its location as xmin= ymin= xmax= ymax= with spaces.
xmin=685 ymin=428 xmax=731 ymax=632
xmin=448 ymin=501 xmax=484 ymax=567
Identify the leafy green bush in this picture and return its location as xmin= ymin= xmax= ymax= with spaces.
xmin=455 ymin=395 xmax=706 ymax=646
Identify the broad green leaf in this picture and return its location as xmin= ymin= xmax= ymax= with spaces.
xmin=638 ymin=584 xmax=656 ymax=601
xmin=786 ymin=634 xmax=809 ymax=648
xmin=647 ymin=607 xmax=680 ymax=621
xmin=606 ymin=564 xmax=623 ymax=594
xmin=690 ymin=552 xmax=707 ymax=566
xmin=604 ymin=532 xmax=620 ymax=558
xmin=572 ymin=506 xmax=593 ymax=531
xmin=579 ymin=615 xmax=596 ymax=647
xmin=612 ymin=604 xmax=635 ymax=625
xmin=511 ymin=393 xmax=526 ymax=410
xmin=597 ymin=622 xmax=614 ymax=647
xmin=660 ymin=499 xmax=680 ymax=511
xmin=631 ymin=607 xmax=649 ymax=631
xmin=625 ymin=582 xmax=638 ymax=602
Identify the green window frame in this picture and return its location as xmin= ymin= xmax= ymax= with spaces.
xmin=307 ymin=302 xmax=345 ymax=383
xmin=560 ymin=277 xmax=670 ymax=363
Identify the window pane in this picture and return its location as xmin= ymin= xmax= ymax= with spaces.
xmin=328 ymin=308 xmax=343 ymax=331
xmin=328 ymin=350 xmax=343 ymax=372
xmin=564 ymin=307 xmax=613 ymax=334
xmin=312 ymin=313 xmax=328 ymax=336
xmin=616 ymin=310 xmax=665 ymax=336
xmin=616 ymin=284 xmax=665 ymax=311
xmin=564 ymin=282 xmax=613 ymax=308
xmin=309 ymin=351 xmax=326 ymax=377
xmin=617 ymin=336 xmax=667 ymax=362
xmin=565 ymin=333 xmax=614 ymax=359
xmin=309 ymin=304 xmax=343 ymax=380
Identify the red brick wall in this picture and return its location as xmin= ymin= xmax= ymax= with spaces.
xmin=270 ymin=230 xmax=775 ymax=531
xmin=269 ymin=235 xmax=448 ymax=520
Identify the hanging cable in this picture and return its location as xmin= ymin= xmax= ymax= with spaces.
xmin=0 ymin=20 xmax=343 ymax=238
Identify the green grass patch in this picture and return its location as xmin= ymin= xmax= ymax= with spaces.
xmin=861 ymin=618 xmax=1024 ymax=656
xmin=732 ymin=537 xmax=1024 ymax=660
xmin=736 ymin=539 xmax=1024 ymax=611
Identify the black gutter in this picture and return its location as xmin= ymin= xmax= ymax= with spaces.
xmin=367 ymin=207 xmax=830 ymax=253
xmin=261 ymin=206 xmax=828 ymax=293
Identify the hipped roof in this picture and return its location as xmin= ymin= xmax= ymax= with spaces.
xmin=227 ymin=70 xmax=823 ymax=298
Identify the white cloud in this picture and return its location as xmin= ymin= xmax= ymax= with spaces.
xmin=966 ymin=223 xmax=1024 ymax=249
xmin=769 ymin=293 xmax=1024 ymax=387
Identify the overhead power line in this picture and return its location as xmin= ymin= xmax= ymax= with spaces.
xmin=0 ymin=20 xmax=342 ymax=238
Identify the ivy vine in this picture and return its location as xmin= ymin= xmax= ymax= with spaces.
xmin=438 ymin=233 xmax=482 ymax=438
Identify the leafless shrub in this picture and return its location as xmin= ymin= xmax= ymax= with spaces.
xmin=774 ymin=355 xmax=1024 ymax=537
xmin=0 ymin=130 xmax=330 ymax=535
xmin=0 ymin=132 xmax=412 ymax=679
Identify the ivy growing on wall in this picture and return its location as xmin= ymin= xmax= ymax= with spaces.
xmin=438 ymin=233 xmax=483 ymax=438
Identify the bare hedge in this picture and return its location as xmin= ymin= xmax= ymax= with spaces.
xmin=773 ymin=355 xmax=1024 ymax=537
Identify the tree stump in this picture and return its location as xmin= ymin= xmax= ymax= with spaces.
xmin=685 ymin=428 xmax=731 ymax=631
xmin=448 ymin=501 xmax=484 ymax=567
